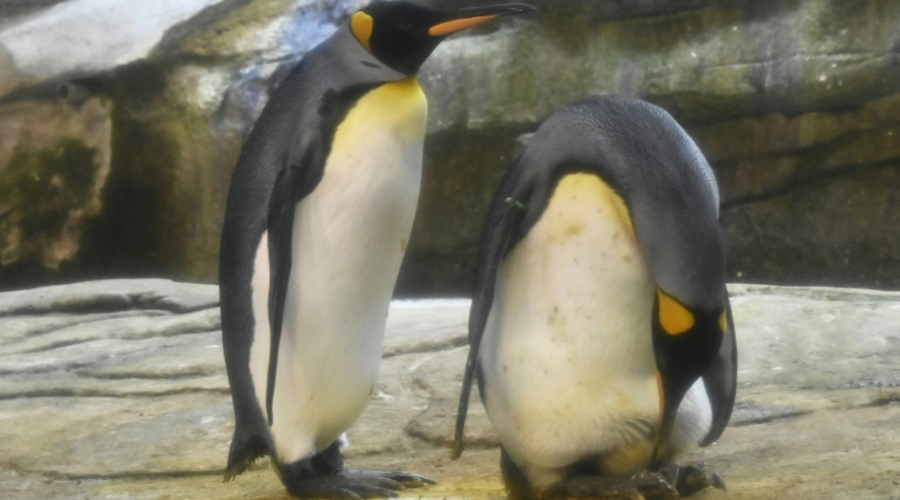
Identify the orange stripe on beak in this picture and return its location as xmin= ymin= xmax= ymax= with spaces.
xmin=428 ymin=15 xmax=497 ymax=37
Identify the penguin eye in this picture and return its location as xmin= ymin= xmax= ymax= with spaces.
xmin=657 ymin=289 xmax=695 ymax=336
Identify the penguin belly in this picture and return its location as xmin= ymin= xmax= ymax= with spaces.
xmin=479 ymin=173 xmax=710 ymax=489
xmin=249 ymin=77 xmax=427 ymax=464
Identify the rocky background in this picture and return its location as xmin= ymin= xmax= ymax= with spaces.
xmin=1 ymin=0 xmax=899 ymax=294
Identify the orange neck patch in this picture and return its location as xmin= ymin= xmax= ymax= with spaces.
xmin=657 ymin=289 xmax=694 ymax=335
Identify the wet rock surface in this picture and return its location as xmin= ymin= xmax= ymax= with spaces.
xmin=1 ymin=279 xmax=898 ymax=500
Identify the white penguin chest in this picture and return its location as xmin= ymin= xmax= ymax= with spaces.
xmin=479 ymin=173 xmax=660 ymax=484
xmin=249 ymin=78 xmax=428 ymax=463
xmin=299 ymin=76 xmax=428 ymax=265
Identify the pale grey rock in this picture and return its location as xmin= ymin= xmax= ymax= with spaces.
xmin=1 ymin=279 xmax=898 ymax=499
xmin=0 ymin=0 xmax=229 ymax=87
xmin=3 ymin=308 xmax=219 ymax=357
xmin=730 ymin=286 xmax=900 ymax=391
xmin=383 ymin=299 xmax=469 ymax=357
xmin=0 ymin=279 xmax=218 ymax=315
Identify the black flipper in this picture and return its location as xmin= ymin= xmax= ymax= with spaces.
xmin=700 ymin=291 xmax=737 ymax=446
xmin=265 ymin=163 xmax=299 ymax=426
xmin=263 ymin=81 xmax=382 ymax=426
xmin=224 ymin=425 xmax=269 ymax=480
xmin=452 ymin=161 xmax=530 ymax=459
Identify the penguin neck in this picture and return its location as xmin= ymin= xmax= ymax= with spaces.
xmin=332 ymin=76 xmax=428 ymax=147
xmin=320 ymin=24 xmax=409 ymax=87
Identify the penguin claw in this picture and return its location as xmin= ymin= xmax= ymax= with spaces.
xmin=283 ymin=474 xmax=401 ymax=499
xmin=343 ymin=468 xmax=436 ymax=487
xmin=283 ymin=480 xmax=366 ymax=500
xmin=657 ymin=463 xmax=726 ymax=497
xmin=336 ymin=484 xmax=398 ymax=499
xmin=547 ymin=472 xmax=678 ymax=500
xmin=545 ymin=464 xmax=725 ymax=499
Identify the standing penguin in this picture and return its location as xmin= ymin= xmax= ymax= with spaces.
xmin=220 ymin=2 xmax=535 ymax=498
xmin=453 ymin=96 xmax=737 ymax=500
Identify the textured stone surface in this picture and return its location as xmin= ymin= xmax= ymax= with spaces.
xmin=1 ymin=279 xmax=899 ymax=500
xmin=1 ymin=0 xmax=899 ymax=292
xmin=0 ymin=0 xmax=231 ymax=91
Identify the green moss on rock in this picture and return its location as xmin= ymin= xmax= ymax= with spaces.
xmin=0 ymin=139 xmax=99 ymax=264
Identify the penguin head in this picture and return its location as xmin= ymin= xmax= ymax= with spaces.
xmin=349 ymin=1 xmax=534 ymax=74
xmin=652 ymin=288 xmax=728 ymax=425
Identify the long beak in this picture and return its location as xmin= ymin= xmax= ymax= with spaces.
xmin=429 ymin=3 xmax=535 ymax=37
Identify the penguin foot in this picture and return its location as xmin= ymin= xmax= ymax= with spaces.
xmin=343 ymin=469 xmax=436 ymax=489
xmin=547 ymin=472 xmax=678 ymax=500
xmin=657 ymin=463 xmax=726 ymax=497
xmin=282 ymin=470 xmax=434 ymax=499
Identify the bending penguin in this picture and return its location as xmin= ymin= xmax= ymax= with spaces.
xmin=453 ymin=96 xmax=737 ymax=500
xmin=219 ymin=2 xmax=535 ymax=498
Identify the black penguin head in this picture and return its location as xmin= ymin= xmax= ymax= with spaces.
xmin=652 ymin=288 xmax=728 ymax=427
xmin=349 ymin=1 xmax=534 ymax=75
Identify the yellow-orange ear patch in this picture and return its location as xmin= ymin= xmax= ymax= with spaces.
xmin=657 ymin=289 xmax=694 ymax=336
xmin=719 ymin=310 xmax=728 ymax=333
xmin=351 ymin=12 xmax=373 ymax=52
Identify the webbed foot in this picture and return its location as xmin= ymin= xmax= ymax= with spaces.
xmin=283 ymin=469 xmax=434 ymax=499
xmin=343 ymin=469 xmax=435 ymax=489
xmin=276 ymin=441 xmax=434 ymax=499
xmin=547 ymin=472 xmax=679 ymax=500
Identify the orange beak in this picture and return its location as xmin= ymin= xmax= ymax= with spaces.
xmin=429 ymin=15 xmax=498 ymax=37
xmin=428 ymin=3 xmax=535 ymax=37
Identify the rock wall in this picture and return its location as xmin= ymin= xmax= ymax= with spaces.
xmin=0 ymin=0 xmax=898 ymax=293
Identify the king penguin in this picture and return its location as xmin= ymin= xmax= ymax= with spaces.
xmin=219 ymin=2 xmax=535 ymax=498
xmin=452 ymin=96 xmax=738 ymax=500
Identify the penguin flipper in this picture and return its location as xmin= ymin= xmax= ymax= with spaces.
xmin=264 ymin=140 xmax=329 ymax=426
xmin=265 ymin=164 xmax=297 ymax=427
xmin=259 ymin=81 xmax=391 ymax=427
xmin=452 ymin=163 xmax=529 ymax=458
xmin=700 ymin=292 xmax=738 ymax=446
xmin=224 ymin=425 xmax=270 ymax=480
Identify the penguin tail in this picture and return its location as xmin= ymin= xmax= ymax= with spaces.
xmin=224 ymin=428 xmax=270 ymax=481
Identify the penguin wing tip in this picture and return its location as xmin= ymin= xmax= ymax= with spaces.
xmin=449 ymin=440 xmax=464 ymax=460
xmin=699 ymin=436 xmax=717 ymax=448
xmin=224 ymin=445 xmax=267 ymax=482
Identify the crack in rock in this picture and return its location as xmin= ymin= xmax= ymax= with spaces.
xmin=0 ymin=280 xmax=218 ymax=317
xmin=0 ymin=387 xmax=229 ymax=401
xmin=0 ymin=461 xmax=223 ymax=481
